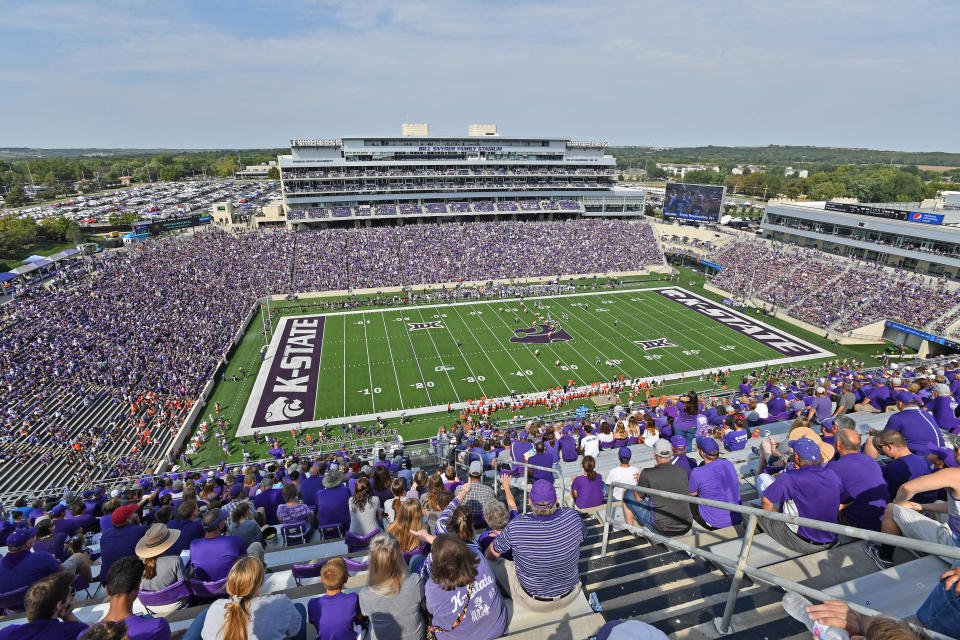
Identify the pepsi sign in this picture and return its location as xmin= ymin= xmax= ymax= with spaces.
xmin=908 ymin=212 xmax=944 ymax=225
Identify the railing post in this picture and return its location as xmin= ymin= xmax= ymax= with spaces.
xmin=600 ymin=489 xmax=614 ymax=557
xmin=717 ymin=513 xmax=758 ymax=634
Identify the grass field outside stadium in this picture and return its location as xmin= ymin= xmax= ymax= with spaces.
xmin=185 ymin=269 xmax=900 ymax=467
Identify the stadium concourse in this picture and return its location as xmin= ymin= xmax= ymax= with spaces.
xmin=0 ymin=357 xmax=959 ymax=639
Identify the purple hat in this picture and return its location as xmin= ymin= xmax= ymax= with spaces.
xmin=896 ymin=390 xmax=918 ymax=405
xmin=670 ymin=436 xmax=687 ymax=452
xmin=229 ymin=484 xmax=244 ymax=498
xmin=50 ymin=504 xmax=67 ymax=517
xmin=788 ymin=437 xmax=822 ymax=463
xmin=138 ymin=478 xmax=153 ymax=490
xmin=696 ymin=437 xmax=719 ymax=454
xmin=6 ymin=527 xmax=37 ymax=548
xmin=618 ymin=446 xmax=632 ymax=460
xmin=529 ymin=479 xmax=557 ymax=506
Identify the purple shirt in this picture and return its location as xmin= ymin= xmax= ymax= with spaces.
xmin=881 ymin=454 xmax=935 ymax=503
xmin=424 ymin=552 xmax=507 ymax=640
xmin=315 ymin=485 xmax=351 ymax=531
xmin=671 ymin=454 xmax=696 ymax=475
xmin=100 ymin=524 xmax=149 ymax=580
xmin=166 ymin=519 xmax=203 ymax=555
xmin=558 ymin=435 xmax=578 ymax=462
xmin=0 ymin=550 xmax=60 ymax=592
xmin=277 ymin=503 xmax=311 ymax=527
xmin=885 ymin=408 xmax=943 ymax=456
xmin=763 ymin=465 xmax=848 ymax=543
xmin=526 ymin=453 xmax=555 ymax=483
xmin=308 ymin=591 xmax=360 ymax=640
xmin=826 ymin=453 xmax=888 ymax=531
xmin=189 ymin=535 xmax=246 ymax=581
xmin=89 ymin=615 xmax=170 ymax=640
xmin=809 ymin=396 xmax=832 ymax=421
xmin=722 ymin=430 xmax=748 ymax=451
xmin=688 ymin=459 xmax=742 ymax=528
xmin=570 ymin=473 xmax=605 ymax=509
xmin=0 ymin=618 xmax=87 ymax=640
xmin=928 ymin=396 xmax=960 ymax=433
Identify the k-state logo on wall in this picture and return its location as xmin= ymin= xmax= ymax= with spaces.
xmin=408 ymin=321 xmax=444 ymax=330
xmin=510 ymin=323 xmax=573 ymax=344
xmin=634 ymin=338 xmax=677 ymax=350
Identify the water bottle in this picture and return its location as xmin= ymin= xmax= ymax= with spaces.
xmin=782 ymin=592 xmax=849 ymax=640
xmin=588 ymin=592 xmax=602 ymax=612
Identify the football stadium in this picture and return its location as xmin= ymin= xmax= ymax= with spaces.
xmin=1 ymin=0 xmax=960 ymax=624
xmin=4 ymin=130 xmax=960 ymax=640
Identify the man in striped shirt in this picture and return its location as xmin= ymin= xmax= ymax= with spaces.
xmin=487 ymin=479 xmax=586 ymax=612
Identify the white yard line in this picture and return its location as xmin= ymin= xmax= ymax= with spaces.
xmin=361 ymin=312 xmax=376 ymax=414
xmin=380 ymin=312 xmax=406 ymax=409
xmin=398 ymin=312 xmax=434 ymax=405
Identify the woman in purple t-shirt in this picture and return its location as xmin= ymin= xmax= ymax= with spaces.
xmin=570 ymin=456 xmax=605 ymax=509
xmin=424 ymin=534 xmax=507 ymax=640
xmin=276 ymin=483 xmax=314 ymax=541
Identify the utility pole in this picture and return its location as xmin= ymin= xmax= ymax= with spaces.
xmin=24 ymin=160 xmax=36 ymax=195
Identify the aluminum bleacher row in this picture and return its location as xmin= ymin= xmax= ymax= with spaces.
xmin=0 ymin=388 xmax=183 ymax=495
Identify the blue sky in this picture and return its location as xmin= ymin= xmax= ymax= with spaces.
xmin=2 ymin=1 xmax=957 ymax=151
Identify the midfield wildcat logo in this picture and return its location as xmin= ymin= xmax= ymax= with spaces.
xmin=264 ymin=396 xmax=305 ymax=422
xmin=510 ymin=323 xmax=573 ymax=344
xmin=408 ymin=321 xmax=444 ymax=330
xmin=634 ymin=338 xmax=677 ymax=350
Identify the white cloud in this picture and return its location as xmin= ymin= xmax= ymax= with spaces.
xmin=1 ymin=0 xmax=957 ymax=149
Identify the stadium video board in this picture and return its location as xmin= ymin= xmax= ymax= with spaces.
xmin=131 ymin=214 xmax=212 ymax=236
xmin=663 ymin=182 xmax=725 ymax=222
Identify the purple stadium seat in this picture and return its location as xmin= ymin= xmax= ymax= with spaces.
xmin=402 ymin=543 xmax=429 ymax=565
xmin=282 ymin=523 xmax=309 ymax=546
xmin=137 ymin=579 xmax=191 ymax=614
xmin=188 ymin=577 xmax=227 ymax=602
xmin=291 ymin=561 xmax=328 ymax=587
xmin=345 ymin=529 xmax=380 ymax=553
xmin=344 ymin=558 xmax=368 ymax=572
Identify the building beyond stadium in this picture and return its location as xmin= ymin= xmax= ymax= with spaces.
xmin=275 ymin=128 xmax=645 ymax=227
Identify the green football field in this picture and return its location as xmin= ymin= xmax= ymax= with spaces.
xmin=186 ymin=270 xmax=901 ymax=466
xmin=235 ymin=286 xmax=830 ymax=436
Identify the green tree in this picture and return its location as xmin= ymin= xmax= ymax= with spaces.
xmin=0 ymin=216 xmax=40 ymax=259
xmin=3 ymin=185 xmax=29 ymax=208
xmin=267 ymin=166 xmax=280 ymax=180
xmin=158 ymin=165 xmax=182 ymax=182
xmin=39 ymin=216 xmax=71 ymax=241
xmin=681 ymin=169 xmax=723 ymax=185
xmin=214 ymin=157 xmax=238 ymax=177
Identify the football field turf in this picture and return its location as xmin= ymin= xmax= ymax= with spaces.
xmin=237 ymin=286 xmax=830 ymax=435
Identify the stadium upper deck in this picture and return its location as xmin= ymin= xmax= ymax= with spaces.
xmin=278 ymin=133 xmax=645 ymax=223
xmin=762 ymin=200 xmax=960 ymax=279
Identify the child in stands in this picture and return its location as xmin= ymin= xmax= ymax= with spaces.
xmin=307 ymin=558 xmax=364 ymax=640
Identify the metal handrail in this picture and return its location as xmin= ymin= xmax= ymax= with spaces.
xmin=602 ymin=480 xmax=960 ymax=635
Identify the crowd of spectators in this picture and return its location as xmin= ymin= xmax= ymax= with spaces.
xmin=2 ymin=355 xmax=960 ymax=638
xmin=0 ymin=220 xmax=663 ymax=492
xmin=711 ymin=238 xmax=960 ymax=332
